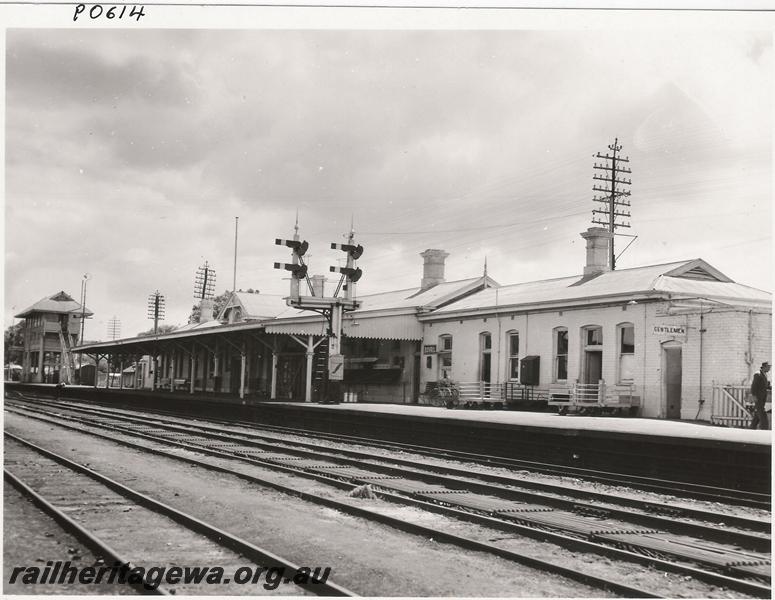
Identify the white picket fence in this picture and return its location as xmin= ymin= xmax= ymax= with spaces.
xmin=710 ymin=383 xmax=753 ymax=429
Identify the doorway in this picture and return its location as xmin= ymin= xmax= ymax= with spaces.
xmin=583 ymin=351 xmax=603 ymax=384
xmin=663 ymin=344 xmax=683 ymax=419
xmin=480 ymin=332 xmax=492 ymax=383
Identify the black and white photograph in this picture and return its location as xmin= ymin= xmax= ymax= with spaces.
xmin=3 ymin=2 xmax=772 ymax=597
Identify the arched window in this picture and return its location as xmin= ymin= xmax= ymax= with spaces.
xmin=553 ymin=327 xmax=568 ymax=382
xmin=506 ymin=330 xmax=520 ymax=380
xmin=438 ymin=334 xmax=453 ymax=379
xmin=480 ymin=332 xmax=492 ymax=383
xmin=617 ymin=322 xmax=635 ymax=383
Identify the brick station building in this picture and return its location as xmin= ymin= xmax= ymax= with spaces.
xmin=63 ymin=227 xmax=771 ymax=422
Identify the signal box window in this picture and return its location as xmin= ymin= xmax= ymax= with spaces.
xmin=508 ymin=332 xmax=519 ymax=380
xmin=554 ymin=328 xmax=568 ymax=382
xmin=438 ymin=335 xmax=452 ymax=379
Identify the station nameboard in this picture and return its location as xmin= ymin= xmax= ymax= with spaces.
xmin=652 ymin=324 xmax=686 ymax=336
xmin=423 ymin=345 xmax=437 ymax=354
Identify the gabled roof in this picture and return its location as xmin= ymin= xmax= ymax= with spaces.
xmin=271 ymin=276 xmax=498 ymax=320
xmin=264 ymin=276 xmax=498 ymax=340
xmin=424 ymin=259 xmax=771 ymax=318
xmin=216 ymin=291 xmax=288 ymax=321
xmin=14 ymin=291 xmax=93 ymax=318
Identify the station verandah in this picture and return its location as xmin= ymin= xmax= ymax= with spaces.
xmin=74 ymin=321 xmax=422 ymax=404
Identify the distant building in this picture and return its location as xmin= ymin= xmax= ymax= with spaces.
xmin=14 ymin=290 xmax=92 ymax=383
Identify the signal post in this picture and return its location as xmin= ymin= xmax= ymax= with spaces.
xmin=274 ymin=223 xmax=363 ymax=403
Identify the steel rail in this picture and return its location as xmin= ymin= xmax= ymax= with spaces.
xmin=18 ymin=391 xmax=769 ymax=509
xmin=4 ymin=431 xmax=356 ymax=597
xmin=4 ymin=468 xmax=168 ymax=595
xmin=5 ymin=404 xmax=662 ymax=599
xmin=6 ymin=404 xmax=771 ymax=598
xmin=10 ymin=398 xmax=767 ymax=543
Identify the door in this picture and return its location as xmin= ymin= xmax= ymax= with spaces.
xmin=664 ymin=345 xmax=683 ymax=419
xmin=583 ymin=351 xmax=603 ymax=384
xmin=277 ymin=354 xmax=305 ymax=401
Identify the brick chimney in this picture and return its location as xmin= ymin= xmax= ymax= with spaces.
xmin=580 ymin=227 xmax=613 ymax=276
xmin=420 ymin=249 xmax=449 ymax=291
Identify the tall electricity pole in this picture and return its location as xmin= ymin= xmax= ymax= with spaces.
xmin=592 ymin=138 xmax=632 ymax=270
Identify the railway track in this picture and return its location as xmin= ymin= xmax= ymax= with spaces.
xmin=4 ymin=432 xmax=353 ymax=596
xmin=6 ymin=395 xmax=772 ymax=598
xmin=6 ymin=396 xmax=770 ymax=535
xmin=12 ymin=389 xmax=768 ymax=509
xmin=5 ymin=404 xmax=656 ymax=598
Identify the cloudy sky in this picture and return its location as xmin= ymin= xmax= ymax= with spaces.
xmin=5 ymin=14 xmax=772 ymax=340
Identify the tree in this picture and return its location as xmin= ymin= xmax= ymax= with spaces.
xmin=4 ymin=322 xmax=24 ymax=364
xmin=189 ymin=290 xmax=231 ymax=324
xmin=137 ymin=323 xmax=179 ymax=337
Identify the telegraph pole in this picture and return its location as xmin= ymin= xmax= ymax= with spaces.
xmin=592 ymin=138 xmax=632 ymax=270
xmin=194 ymin=261 xmax=216 ymax=301
xmin=107 ymin=316 xmax=121 ymax=340
xmin=233 ymin=216 xmax=239 ymax=292
xmin=147 ymin=290 xmax=166 ymax=334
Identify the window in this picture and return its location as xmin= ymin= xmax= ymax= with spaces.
xmin=618 ymin=323 xmax=635 ymax=383
xmin=480 ymin=332 xmax=492 ymax=383
xmin=554 ymin=328 xmax=568 ymax=381
xmin=586 ymin=326 xmax=603 ymax=346
xmin=438 ymin=335 xmax=452 ymax=379
xmin=508 ymin=332 xmax=520 ymax=380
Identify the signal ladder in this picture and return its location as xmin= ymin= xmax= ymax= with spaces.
xmin=57 ymin=328 xmax=77 ymax=385
xmin=312 ymin=337 xmax=329 ymax=402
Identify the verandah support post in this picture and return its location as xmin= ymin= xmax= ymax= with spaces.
xmin=240 ymin=341 xmax=246 ymax=400
xmin=271 ymin=347 xmax=278 ymax=400
xmin=305 ymin=335 xmax=314 ymax=403
xmin=170 ymin=353 xmax=175 ymax=391
xmin=213 ymin=340 xmax=220 ymax=392
xmin=190 ymin=347 xmax=195 ymax=395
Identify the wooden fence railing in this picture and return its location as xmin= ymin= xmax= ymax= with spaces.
xmin=710 ymin=382 xmax=753 ymax=429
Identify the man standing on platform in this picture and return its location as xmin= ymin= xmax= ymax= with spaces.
xmin=750 ymin=361 xmax=771 ymax=430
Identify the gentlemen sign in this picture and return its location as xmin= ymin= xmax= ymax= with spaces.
xmin=653 ymin=324 xmax=686 ymax=336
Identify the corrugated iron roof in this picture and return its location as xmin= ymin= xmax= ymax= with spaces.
xmin=265 ymin=313 xmax=422 ymax=340
xmin=427 ymin=260 xmax=771 ymax=316
xmin=14 ymin=291 xmax=93 ymax=318
xmin=263 ymin=277 xmax=492 ymax=339
xmin=217 ymin=291 xmax=288 ymax=320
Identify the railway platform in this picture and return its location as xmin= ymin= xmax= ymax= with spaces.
xmin=5 ymin=382 xmax=772 ymax=494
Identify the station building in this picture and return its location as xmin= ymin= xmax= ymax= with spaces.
xmin=418 ymin=229 xmax=771 ymax=421
xmin=33 ymin=227 xmax=770 ymax=423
